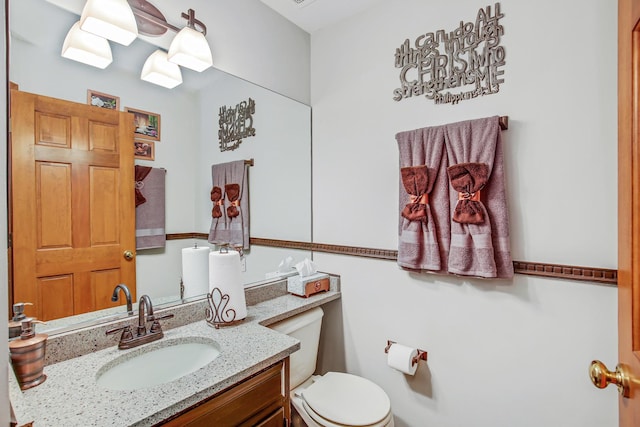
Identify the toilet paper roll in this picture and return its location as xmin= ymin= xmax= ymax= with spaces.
xmin=209 ymin=250 xmax=247 ymax=320
xmin=181 ymin=246 xmax=210 ymax=299
xmin=387 ymin=343 xmax=419 ymax=375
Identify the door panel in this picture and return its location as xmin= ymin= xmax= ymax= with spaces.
xmin=90 ymin=166 xmax=120 ymax=245
xmin=38 ymin=275 xmax=73 ymax=320
xmin=37 ymin=162 xmax=72 ymax=248
xmin=10 ymin=90 xmax=136 ymax=320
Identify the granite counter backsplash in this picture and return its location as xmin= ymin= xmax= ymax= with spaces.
xmin=10 ymin=275 xmax=341 ymax=427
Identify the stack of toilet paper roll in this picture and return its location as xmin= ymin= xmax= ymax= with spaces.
xmin=387 ymin=343 xmax=419 ymax=375
xmin=209 ymin=249 xmax=247 ymax=321
xmin=181 ymin=245 xmax=211 ymax=299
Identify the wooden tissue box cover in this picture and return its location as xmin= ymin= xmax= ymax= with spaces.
xmin=287 ymin=273 xmax=330 ymax=298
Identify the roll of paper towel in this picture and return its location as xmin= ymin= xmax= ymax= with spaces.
xmin=387 ymin=343 xmax=419 ymax=375
xmin=181 ymin=246 xmax=210 ymax=299
xmin=209 ymin=250 xmax=247 ymax=320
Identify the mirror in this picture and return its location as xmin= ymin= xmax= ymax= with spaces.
xmin=8 ymin=0 xmax=312 ymax=332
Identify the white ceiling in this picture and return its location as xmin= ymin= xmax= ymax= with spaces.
xmin=259 ymin=0 xmax=383 ymax=33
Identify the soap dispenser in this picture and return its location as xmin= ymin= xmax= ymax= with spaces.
xmin=8 ymin=302 xmax=33 ymax=339
xmin=9 ymin=318 xmax=47 ymax=390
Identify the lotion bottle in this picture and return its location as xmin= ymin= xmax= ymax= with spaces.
xmin=9 ymin=318 xmax=47 ymax=390
xmin=8 ymin=302 xmax=33 ymax=339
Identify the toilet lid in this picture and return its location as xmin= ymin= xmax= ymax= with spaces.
xmin=301 ymin=372 xmax=391 ymax=426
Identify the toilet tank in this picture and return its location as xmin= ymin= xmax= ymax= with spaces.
xmin=269 ymin=307 xmax=324 ymax=389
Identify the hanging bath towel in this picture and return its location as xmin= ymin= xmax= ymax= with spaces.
xmin=443 ymin=116 xmax=513 ymax=278
xmin=208 ymin=160 xmax=250 ymax=250
xmin=395 ymin=125 xmax=450 ymax=272
xmin=135 ymin=165 xmax=166 ymax=250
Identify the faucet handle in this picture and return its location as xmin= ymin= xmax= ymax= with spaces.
xmin=106 ymin=325 xmax=134 ymax=342
xmin=149 ymin=313 xmax=174 ymax=334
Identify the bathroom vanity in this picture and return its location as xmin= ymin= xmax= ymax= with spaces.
xmin=162 ymin=359 xmax=289 ymax=426
xmin=9 ymin=277 xmax=340 ymax=426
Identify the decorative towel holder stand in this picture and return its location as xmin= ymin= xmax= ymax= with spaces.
xmin=385 ymin=340 xmax=428 ymax=366
xmin=205 ymin=245 xmax=245 ymax=329
xmin=206 ymin=287 xmax=243 ymax=329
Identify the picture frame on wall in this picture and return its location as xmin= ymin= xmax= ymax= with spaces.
xmin=134 ymin=140 xmax=155 ymax=161
xmin=87 ymin=89 xmax=119 ymax=110
xmin=125 ymin=107 xmax=161 ymax=141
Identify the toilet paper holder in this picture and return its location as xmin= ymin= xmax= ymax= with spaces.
xmin=385 ymin=340 xmax=428 ymax=366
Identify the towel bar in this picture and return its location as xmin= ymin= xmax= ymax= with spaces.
xmin=499 ymin=116 xmax=508 ymax=130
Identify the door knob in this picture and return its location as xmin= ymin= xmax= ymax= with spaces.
xmin=589 ymin=360 xmax=630 ymax=398
xmin=123 ymin=250 xmax=135 ymax=261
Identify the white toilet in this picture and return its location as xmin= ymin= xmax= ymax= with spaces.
xmin=269 ymin=307 xmax=394 ymax=427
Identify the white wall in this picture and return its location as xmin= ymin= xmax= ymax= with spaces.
xmin=311 ymin=1 xmax=619 ymax=426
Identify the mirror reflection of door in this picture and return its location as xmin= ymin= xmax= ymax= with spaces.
xmin=10 ymin=90 xmax=136 ymax=321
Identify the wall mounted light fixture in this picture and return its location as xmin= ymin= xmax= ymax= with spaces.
xmin=141 ymin=50 xmax=182 ymax=89
xmin=167 ymin=9 xmax=213 ymax=72
xmin=60 ymin=0 xmax=213 ymax=89
xmin=61 ymin=21 xmax=113 ymax=69
xmin=79 ymin=0 xmax=138 ymax=46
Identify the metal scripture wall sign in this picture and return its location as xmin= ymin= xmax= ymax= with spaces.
xmin=393 ymin=3 xmax=505 ymax=105
xmin=218 ymin=98 xmax=256 ymax=152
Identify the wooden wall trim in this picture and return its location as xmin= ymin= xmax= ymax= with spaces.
xmin=511 ymin=261 xmax=617 ymax=285
xmin=166 ymin=232 xmax=203 ymax=240
xmin=166 ymin=234 xmax=618 ymax=285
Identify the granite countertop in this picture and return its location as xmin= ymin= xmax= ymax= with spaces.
xmin=10 ymin=289 xmax=341 ymax=427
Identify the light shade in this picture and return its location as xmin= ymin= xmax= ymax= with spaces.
xmin=80 ymin=0 xmax=138 ymax=46
xmin=167 ymin=26 xmax=213 ymax=72
xmin=141 ymin=50 xmax=183 ymax=89
xmin=61 ymin=22 xmax=113 ymax=69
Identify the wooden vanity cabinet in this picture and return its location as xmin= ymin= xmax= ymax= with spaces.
xmin=159 ymin=358 xmax=290 ymax=427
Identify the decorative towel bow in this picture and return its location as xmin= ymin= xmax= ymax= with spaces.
xmin=134 ymin=165 xmax=153 ymax=207
xmin=225 ymin=183 xmax=241 ymax=218
xmin=211 ymin=186 xmax=223 ymax=218
xmin=400 ymin=165 xmax=429 ymax=223
xmin=447 ymin=162 xmax=489 ymax=224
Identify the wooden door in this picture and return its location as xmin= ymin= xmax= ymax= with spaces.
xmin=10 ymin=90 xmax=136 ymax=321
xmin=604 ymin=0 xmax=640 ymax=423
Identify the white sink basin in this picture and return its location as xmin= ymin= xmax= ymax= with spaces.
xmin=96 ymin=337 xmax=220 ymax=391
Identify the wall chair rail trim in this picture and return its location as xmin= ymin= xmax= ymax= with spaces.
xmin=165 ymin=234 xmax=618 ymax=286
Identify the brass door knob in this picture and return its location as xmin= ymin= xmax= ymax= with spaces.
xmin=589 ymin=360 xmax=630 ymax=398
xmin=123 ymin=250 xmax=135 ymax=261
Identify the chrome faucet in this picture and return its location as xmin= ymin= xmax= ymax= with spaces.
xmin=111 ymin=284 xmax=133 ymax=315
xmin=106 ymin=294 xmax=174 ymax=350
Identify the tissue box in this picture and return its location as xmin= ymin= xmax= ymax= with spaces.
xmin=287 ymin=273 xmax=330 ymax=298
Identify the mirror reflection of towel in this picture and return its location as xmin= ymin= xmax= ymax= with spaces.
xmin=208 ymin=160 xmax=250 ymax=250
xmin=135 ymin=166 xmax=166 ymax=250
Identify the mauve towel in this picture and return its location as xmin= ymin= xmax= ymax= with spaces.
xmin=443 ymin=116 xmax=513 ymax=278
xmin=135 ymin=166 xmax=166 ymax=250
xmin=396 ymin=125 xmax=450 ymax=272
xmin=208 ymin=160 xmax=250 ymax=250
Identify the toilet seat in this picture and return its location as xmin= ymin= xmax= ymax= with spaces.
xmin=299 ymin=372 xmax=392 ymax=427
xmin=301 ymin=400 xmax=393 ymax=427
